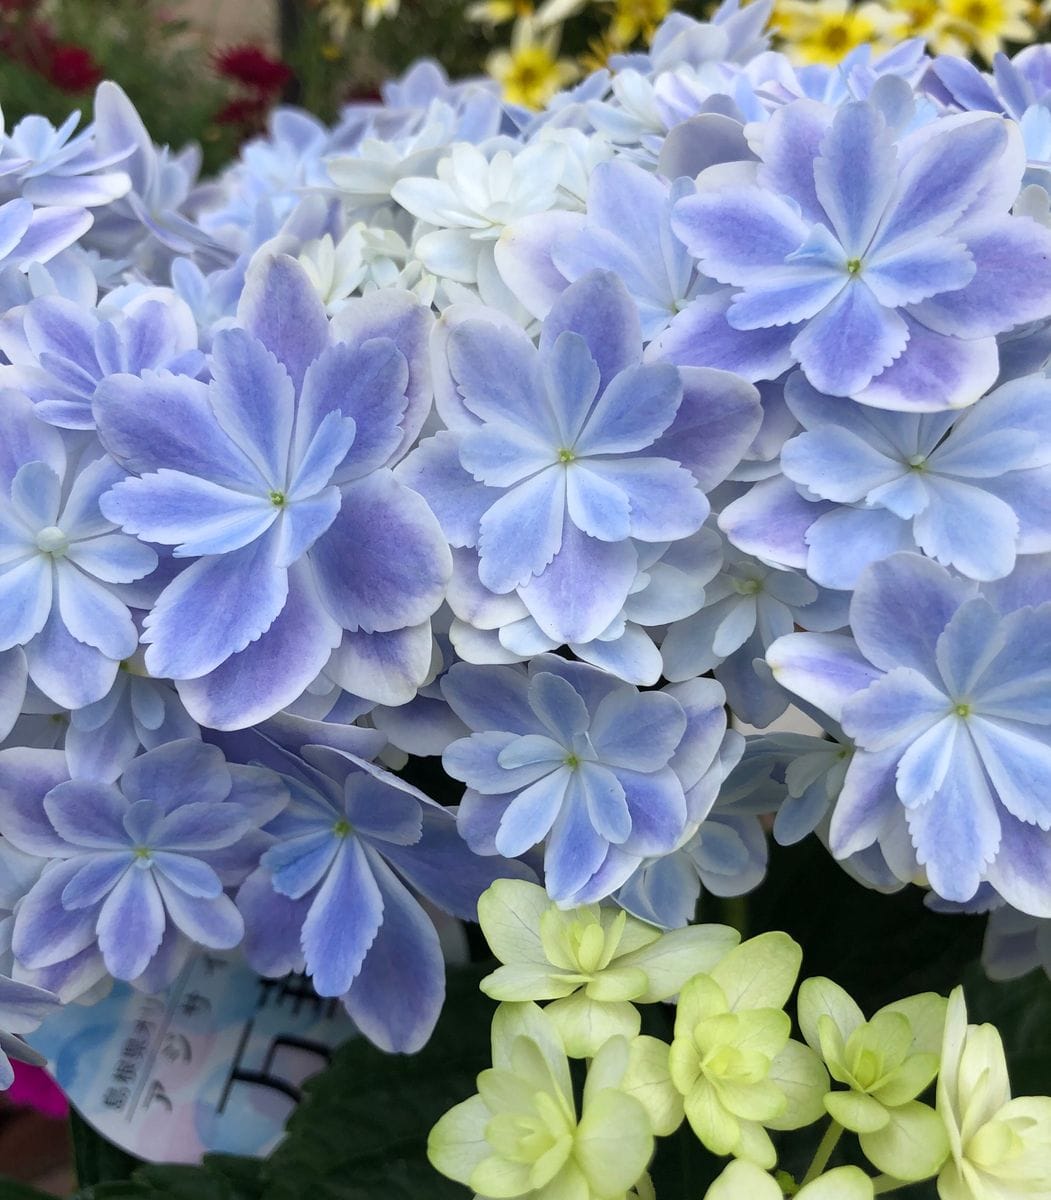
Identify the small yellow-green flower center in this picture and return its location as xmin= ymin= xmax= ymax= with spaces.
xmin=333 ymin=818 xmax=352 ymax=838
xmin=954 ymin=702 xmax=972 ymax=718
xmin=736 ymin=577 xmax=763 ymax=595
xmin=269 ymin=490 xmax=287 ymax=507
xmin=133 ymin=846 xmax=151 ymax=860
xmin=564 ymin=753 xmax=580 ymax=769
xmin=557 ymin=448 xmax=576 ymax=464
xmin=846 ymin=258 xmax=863 ymax=275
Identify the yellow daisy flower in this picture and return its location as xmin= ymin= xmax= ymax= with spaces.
xmin=487 ymin=17 xmax=580 ymax=108
xmin=773 ymin=0 xmax=899 ymax=64
xmin=927 ymin=0 xmax=1034 ymax=62
xmin=609 ymin=0 xmax=675 ymax=45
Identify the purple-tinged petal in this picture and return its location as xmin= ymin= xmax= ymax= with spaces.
xmin=12 ymin=859 xmax=99 ymax=968
xmin=753 ymin=100 xmax=829 ymax=225
xmin=459 ymin=422 xmax=556 ymax=489
xmin=54 ymin=562 xmax=138 ymax=660
xmin=236 ymin=253 xmax=329 ymax=393
xmin=60 ymin=854 xmax=129 ymax=910
xmin=518 ymin=522 xmax=637 ymax=645
xmin=986 ymin=814 xmax=1051 ymax=918
xmin=864 ymin=238 xmax=975 ymax=308
xmin=540 ymin=270 xmax=642 ymax=394
xmin=343 ymin=774 xmax=423 ymax=846
xmin=874 ymin=117 xmax=1006 ymax=250
xmin=729 ymin=269 xmax=847 ymax=330
xmin=565 ymin=466 xmax=630 ymax=542
xmin=237 ymin=867 xmax=309 ymax=977
xmin=154 ymin=801 xmax=252 ymax=850
xmin=648 ymin=291 xmax=799 ymax=382
xmin=576 ymin=362 xmax=682 ymax=456
xmin=13 ymin=207 xmax=91 ymax=267
xmin=672 ymin=186 xmax=810 ymax=286
xmin=93 ymin=371 xmax=262 ymax=490
xmin=328 ymin=289 xmax=432 ymax=463
xmin=43 ymin=779 xmax=129 ymax=848
xmin=767 ymin=632 xmax=882 ymax=721
xmin=303 ymin=837 xmax=383 ymax=996
xmin=895 ymin=716 xmax=959 ymax=807
xmin=208 ymin=329 xmax=295 ymax=489
xmin=782 ymin=428 xmax=906 ymax=501
xmin=342 ymin=851 xmax=444 ymax=1053
xmin=395 ymin=432 xmax=499 ymax=550
xmin=0 ymin=558 xmax=52 ymax=652
xmin=909 ymin=217 xmax=1051 ymax=339
xmin=150 ymin=852 xmax=222 ymax=898
xmin=311 ymin=470 xmax=450 ymax=632
xmin=528 ymin=671 xmax=589 ymax=738
xmin=11 ymin=461 xmax=61 ymax=527
xmin=154 ymin=874 xmax=243 ymax=948
xmin=495 ymin=767 xmax=572 ymax=856
xmin=804 ymin=507 xmax=915 ymax=591
xmin=579 ymin=761 xmax=630 ymax=844
xmin=120 ymin=741 xmax=228 ymax=812
xmin=477 ymin=469 xmax=566 ymax=594
xmin=288 ymin=412 xmax=357 ymax=499
xmin=0 ymin=747 xmax=70 ymax=857
xmin=0 ymin=647 xmax=27 ymax=741
xmin=25 ymin=607 xmax=117 ymax=709
xmin=97 ymin=867 xmax=164 ymax=979
xmin=616 ymin=766 xmax=687 ymax=856
xmin=850 ymin=553 xmax=974 ymax=678
xmin=584 ymin=458 xmax=708 ymax=542
xmin=905 ymin=738 xmax=1000 ymax=903
xmin=543 ymin=774 xmax=609 ymax=901
xmin=447 ymin=320 xmax=552 ymax=436
xmin=440 ymin=662 xmax=540 ymax=735
xmin=272 ymin=490 xmax=340 ymax=568
xmin=65 ymin=532 xmax=157 ymax=585
xmin=813 ymin=101 xmax=897 ymax=257
xmin=325 ymin=622 xmax=433 ymax=707
xmin=841 ymin=668 xmax=949 ymax=752
xmin=540 ymin=332 xmax=602 ymax=448
xmin=854 ymin=318 xmax=998 ymax=413
xmin=590 ymin=688 xmax=686 ymax=771
xmin=828 ymin=747 xmax=901 ymax=859
xmin=262 ymin=830 xmax=339 ymax=899
xmin=719 ymin=475 xmax=819 ymax=571
xmin=143 ymin=531 xmax=287 ymax=680
xmin=176 ymin=559 xmax=342 ymax=730
xmin=913 ymin=477 xmax=1018 ymax=580
xmin=494 ymin=209 xmax=576 ymax=322
xmin=790 ymin=283 xmax=908 ymax=397
xmin=969 ymin=717 xmax=1051 ymax=828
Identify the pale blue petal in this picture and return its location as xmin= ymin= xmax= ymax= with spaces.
xmin=440 ymin=662 xmax=541 ymax=735
xmin=43 ymin=778 xmax=129 ymax=848
xmin=60 ymin=853 xmax=131 ymax=909
xmin=64 ymin=532 xmax=157 ymax=585
xmin=864 ymin=238 xmax=975 ymax=308
xmin=590 ymin=687 xmax=687 ymax=770
xmin=969 ymin=717 xmax=1051 ymax=828
xmin=54 ymin=561 xmax=137 ymax=661
xmin=97 ymin=867 xmax=165 ymax=979
xmin=813 ymin=101 xmax=897 ymax=257
xmin=539 ymin=270 xmax=642 ymax=395
xmin=540 ymin=331 xmax=601 ymax=447
xmin=579 ymin=761 xmax=630 ymax=844
xmin=236 ymin=253 xmax=329 ymax=392
xmin=766 ymin=632 xmax=882 ymax=721
xmin=477 ymin=468 xmax=566 ymax=593
xmin=263 ymin=830 xmax=339 ymax=899
xmin=303 ymin=838 xmax=383 ymax=996
xmin=791 ymin=283 xmax=908 ymax=397
xmin=25 ymin=607 xmax=117 ymax=709
xmin=150 ymin=852 xmax=223 ymax=899
xmin=394 ymin=431 xmax=500 ymax=549
xmin=805 ymin=507 xmax=914 ymax=591
xmin=896 ymin=716 xmax=959 ymax=807
xmin=584 ymin=457 xmax=707 ymax=542
xmin=11 ymin=859 xmax=98 ymax=968
xmin=782 ymin=427 xmax=904 ymax=502
xmin=154 ymin=874 xmax=243 ymax=948
xmin=913 ymin=477 xmax=1018 ymax=580
xmin=447 ymin=320 xmax=552 ymax=436
xmin=565 ymin=466 xmax=630 ymax=541
xmin=495 ymin=766 xmax=572 ymax=857
xmin=575 ymin=362 xmax=682 ymax=456
xmin=0 ymin=557 xmax=52 ymax=651
xmin=841 ymin=667 xmax=949 ymax=752
xmin=729 ymin=269 xmax=846 ymax=330
xmin=544 ymin=773 xmax=609 ymax=901
xmin=459 ymin=422 xmax=555 ymax=488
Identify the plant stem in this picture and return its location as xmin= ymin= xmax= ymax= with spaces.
xmin=800 ymin=1120 xmax=843 ymax=1186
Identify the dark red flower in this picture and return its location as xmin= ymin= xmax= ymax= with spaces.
xmin=214 ymin=95 xmax=270 ymax=128
xmin=46 ymin=43 xmax=103 ymax=91
xmin=214 ymin=44 xmax=291 ymax=93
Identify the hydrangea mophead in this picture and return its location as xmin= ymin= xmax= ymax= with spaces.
xmin=1 ymin=11 xmax=1051 ymax=1189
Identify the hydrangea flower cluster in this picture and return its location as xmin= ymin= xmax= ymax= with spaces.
xmin=0 ymin=1 xmax=1051 ymax=1143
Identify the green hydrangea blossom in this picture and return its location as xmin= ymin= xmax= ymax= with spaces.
xmin=704 ymin=1159 xmax=874 ymax=1200
xmin=477 ymin=879 xmax=739 ymax=1057
xmin=428 ymin=1001 xmax=656 ymax=1200
xmin=797 ymin=977 xmax=949 ymax=1181
xmin=936 ymin=986 xmax=1051 ymax=1200
xmin=667 ymin=932 xmax=828 ymax=1168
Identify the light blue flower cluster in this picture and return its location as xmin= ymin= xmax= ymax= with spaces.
xmin=2 ymin=2 xmax=1051 ymax=1067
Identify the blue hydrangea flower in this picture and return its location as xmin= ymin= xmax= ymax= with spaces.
xmin=661 ymin=536 xmax=849 ymax=727
xmin=672 ymin=98 xmax=1051 ymax=408
xmin=0 ymin=973 xmax=58 ymax=1090
xmin=0 ymin=396 xmax=158 ymax=710
xmin=0 ymin=286 xmax=203 ymax=430
xmin=235 ymin=741 xmax=524 ymax=1053
xmin=720 ymin=370 xmax=1051 ymax=588
xmin=0 ymin=110 xmax=132 ymax=209
xmin=768 ymin=552 xmax=1051 ymax=914
xmin=94 ymin=251 xmax=450 ymax=730
xmin=0 ymin=740 xmax=288 ymax=988
xmin=399 ymin=269 xmax=759 ymax=646
xmin=441 ymin=655 xmax=715 ymax=904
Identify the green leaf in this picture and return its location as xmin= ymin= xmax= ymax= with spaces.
xmin=71 ymin=1108 xmax=141 ymax=1188
xmin=262 ymin=964 xmax=495 ymax=1199
xmin=0 ymin=1177 xmax=62 ymax=1200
